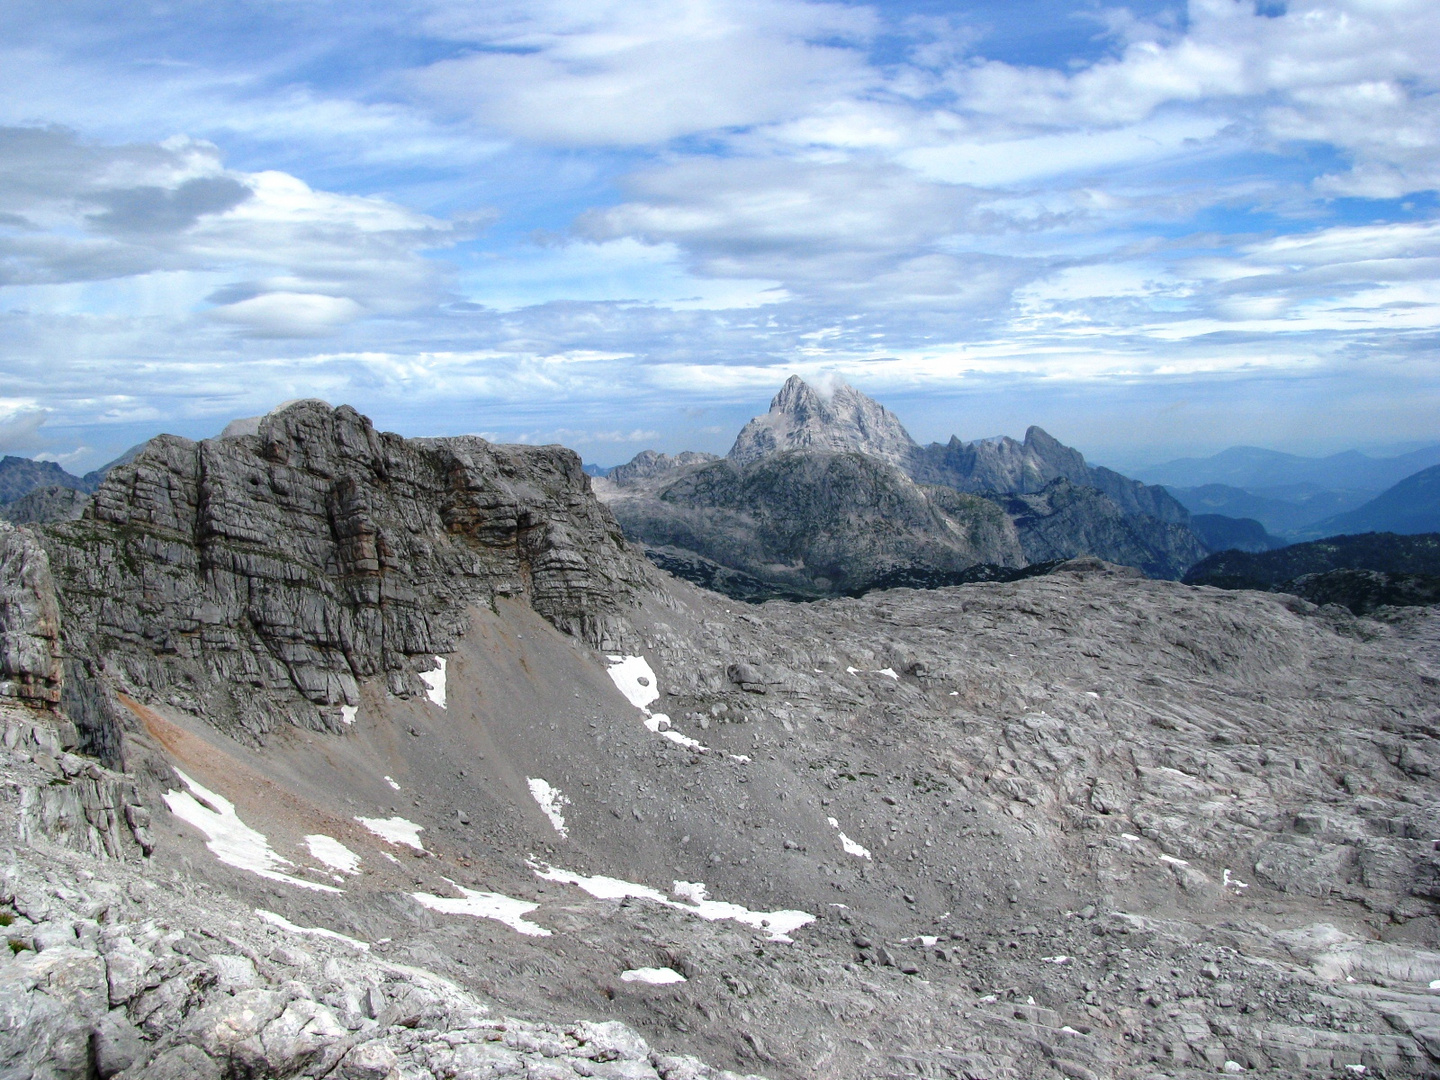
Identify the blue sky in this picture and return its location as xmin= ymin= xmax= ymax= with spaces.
xmin=1 ymin=0 xmax=1437 ymax=471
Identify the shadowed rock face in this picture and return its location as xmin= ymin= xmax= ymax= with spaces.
xmin=608 ymin=451 xmax=1024 ymax=597
xmin=37 ymin=401 xmax=651 ymax=741
xmin=610 ymin=449 xmax=720 ymax=486
xmin=912 ymin=426 xmax=1191 ymax=524
xmin=990 ymin=478 xmax=1208 ymax=580
xmin=1 ymin=485 xmax=91 ymax=525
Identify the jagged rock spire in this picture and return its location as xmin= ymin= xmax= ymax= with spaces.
xmin=727 ymin=375 xmax=919 ymax=468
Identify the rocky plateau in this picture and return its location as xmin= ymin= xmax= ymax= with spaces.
xmin=0 ymin=400 xmax=1438 ymax=1080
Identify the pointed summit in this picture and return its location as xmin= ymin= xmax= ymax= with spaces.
xmin=727 ymin=375 xmax=919 ymax=468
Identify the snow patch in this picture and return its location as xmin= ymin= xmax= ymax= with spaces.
xmin=606 ymin=655 xmax=660 ymax=711
xmin=533 ymin=864 xmax=815 ymax=942
xmin=1041 ymin=955 xmax=1071 ymax=964
xmin=827 ymin=817 xmax=871 ymax=859
xmin=412 ymin=886 xmax=551 ymax=937
xmin=848 ymin=665 xmax=900 ymax=680
xmin=340 ymin=705 xmax=357 ymax=725
xmin=644 ymin=714 xmax=705 ymax=751
xmin=621 ymin=967 xmax=686 ymax=985
xmin=527 ymin=778 xmax=570 ymax=838
xmin=607 ymin=655 xmax=735 ymax=758
xmin=163 ymin=770 xmax=341 ymax=894
xmin=1158 ymin=854 xmax=1189 ymax=867
xmin=356 ymin=815 xmax=424 ymax=851
xmin=304 ymin=835 xmax=360 ymax=875
xmin=420 ymin=657 xmax=447 ymax=708
xmin=383 ymin=776 xmax=400 ymax=791
xmin=256 ymin=908 xmax=368 ymax=951
xmin=1223 ymin=868 xmax=1249 ymax=894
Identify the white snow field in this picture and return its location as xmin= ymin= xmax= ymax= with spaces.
xmin=256 ymin=908 xmax=369 ymax=950
xmin=163 ymin=770 xmax=342 ymax=893
xmin=827 ymin=817 xmax=872 ymax=859
xmin=355 ymin=815 xmax=425 ymax=851
xmin=420 ymin=656 xmax=447 ymax=708
xmin=411 ymin=885 xmax=552 ymax=937
xmin=304 ymin=834 xmax=361 ymax=874
xmin=527 ymin=777 xmax=570 ymax=837
xmin=533 ymin=864 xmax=815 ymax=942
xmin=621 ymin=967 xmax=686 ymax=984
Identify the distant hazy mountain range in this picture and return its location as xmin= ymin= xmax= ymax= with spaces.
xmin=1137 ymin=443 xmax=1440 ymax=492
xmin=1131 ymin=442 xmax=1440 ymax=540
xmin=596 ymin=376 xmax=1205 ymax=598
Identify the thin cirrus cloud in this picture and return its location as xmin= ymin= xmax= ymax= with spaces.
xmin=0 ymin=0 xmax=1436 ymax=467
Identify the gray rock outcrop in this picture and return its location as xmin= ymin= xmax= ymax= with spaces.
xmin=2 ymin=486 xmax=91 ymax=526
xmin=610 ymin=450 xmax=721 ymax=487
xmin=990 ymin=477 xmax=1207 ymax=579
xmin=0 ymin=520 xmax=63 ymax=708
xmin=36 ymin=401 xmax=652 ymax=741
xmin=911 ymin=425 xmax=1191 ymax=523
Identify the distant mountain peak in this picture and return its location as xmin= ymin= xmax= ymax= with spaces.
xmin=727 ymin=375 xmax=919 ymax=468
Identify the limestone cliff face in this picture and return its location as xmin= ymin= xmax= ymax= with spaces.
xmin=40 ymin=401 xmax=649 ymax=741
xmin=0 ymin=520 xmax=63 ymax=708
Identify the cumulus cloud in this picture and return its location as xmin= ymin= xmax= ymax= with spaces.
xmin=929 ymin=0 xmax=1440 ymax=194
xmin=0 ymin=126 xmax=465 ymax=335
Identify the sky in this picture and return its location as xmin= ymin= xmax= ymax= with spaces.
xmin=1 ymin=0 xmax=1438 ymax=472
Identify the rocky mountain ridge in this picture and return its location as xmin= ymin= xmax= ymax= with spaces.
xmin=602 ymin=376 xmax=1204 ymax=596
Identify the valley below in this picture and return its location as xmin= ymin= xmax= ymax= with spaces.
xmin=2 ymin=401 xmax=1440 ymax=1080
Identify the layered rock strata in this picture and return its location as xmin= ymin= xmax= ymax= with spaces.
xmin=0 ymin=520 xmax=63 ymax=708
xmin=37 ymin=401 xmax=649 ymax=742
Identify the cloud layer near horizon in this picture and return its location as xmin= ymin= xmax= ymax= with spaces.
xmin=0 ymin=0 xmax=1437 ymax=467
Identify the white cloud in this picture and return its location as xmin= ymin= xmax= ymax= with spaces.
xmin=0 ymin=127 xmax=464 ymax=336
xmin=413 ymin=0 xmax=877 ymax=145
xmin=458 ymin=237 xmax=785 ymax=310
xmin=0 ymin=408 xmax=47 ymax=454
xmin=208 ymin=292 xmax=365 ymax=337
xmin=929 ymin=0 xmax=1440 ymax=195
